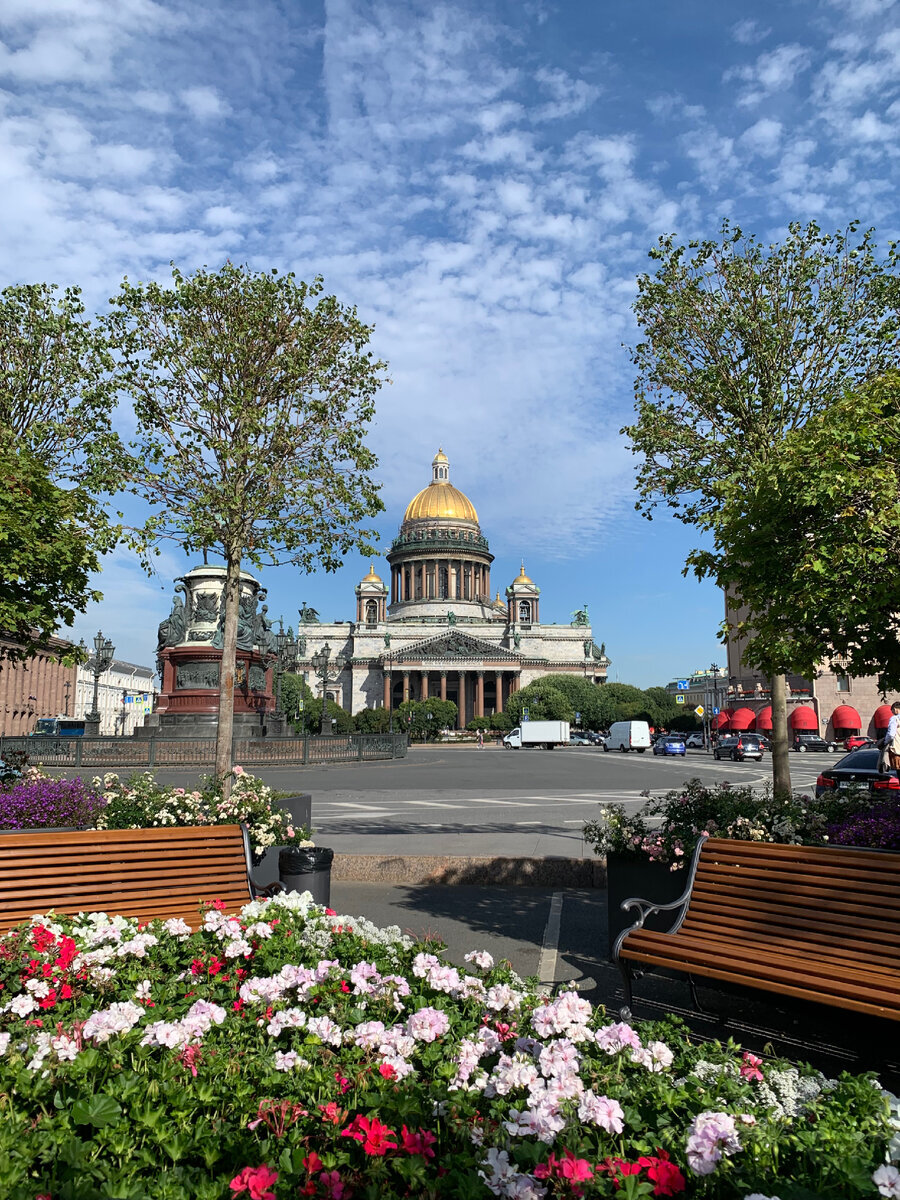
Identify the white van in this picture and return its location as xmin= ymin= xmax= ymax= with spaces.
xmin=606 ymin=720 xmax=651 ymax=753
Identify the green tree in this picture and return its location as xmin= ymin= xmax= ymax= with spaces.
xmin=705 ymin=372 xmax=900 ymax=689
xmin=467 ymin=716 xmax=491 ymax=731
xmin=490 ymin=711 xmax=514 ymax=732
xmin=592 ymin=682 xmax=655 ymax=726
xmin=506 ymin=681 xmax=574 ymax=725
xmin=529 ymin=674 xmax=607 ymax=728
xmin=0 ymin=439 xmax=113 ymax=660
xmin=106 ymin=264 xmax=387 ymax=791
xmin=396 ymin=698 xmax=457 ymax=741
xmin=624 ymin=220 xmax=900 ymax=793
xmin=0 ymin=283 xmax=118 ymax=661
xmin=280 ymin=672 xmax=315 ymax=730
xmin=354 ymin=706 xmax=393 ymax=734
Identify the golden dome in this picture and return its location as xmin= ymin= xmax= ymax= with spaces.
xmin=403 ymin=450 xmax=478 ymax=523
xmin=404 ymin=483 xmax=479 ymax=523
xmin=360 ymin=561 xmax=383 ymax=583
xmin=513 ymin=561 xmax=533 ymax=584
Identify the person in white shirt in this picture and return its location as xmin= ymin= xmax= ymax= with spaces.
xmin=885 ymin=701 xmax=900 ymax=769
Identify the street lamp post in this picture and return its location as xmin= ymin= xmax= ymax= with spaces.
xmin=310 ymin=643 xmax=345 ymax=736
xmin=274 ymin=621 xmax=301 ymax=723
xmin=709 ymin=663 xmax=722 ymax=753
xmin=85 ymin=631 xmax=115 ymax=734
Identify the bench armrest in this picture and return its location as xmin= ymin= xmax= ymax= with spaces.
xmin=611 ymin=834 xmax=709 ymax=964
xmin=239 ymin=824 xmax=287 ymax=902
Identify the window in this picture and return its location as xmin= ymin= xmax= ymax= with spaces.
xmin=365 ymin=600 xmax=378 ymax=624
xmin=439 ymin=567 xmax=449 ymax=599
xmin=836 ymin=674 xmax=850 ymax=692
xmin=519 ymin=600 xmax=531 ymax=623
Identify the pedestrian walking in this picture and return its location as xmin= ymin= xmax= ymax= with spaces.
xmin=477 ymin=727 xmax=484 ymax=748
xmin=882 ymin=701 xmax=900 ymax=771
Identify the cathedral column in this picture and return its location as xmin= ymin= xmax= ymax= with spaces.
xmin=383 ymin=672 xmax=390 ymax=709
xmin=440 ymin=671 xmax=447 ymax=701
xmin=457 ymin=669 xmax=466 ymax=728
xmin=476 ymin=671 xmax=484 ymax=718
xmin=402 ymin=671 xmax=410 ymax=702
xmin=495 ymin=670 xmax=504 ymax=713
xmin=420 ymin=670 xmax=429 ymax=701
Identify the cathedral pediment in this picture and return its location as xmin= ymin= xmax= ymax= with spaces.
xmin=391 ymin=630 xmax=519 ymax=663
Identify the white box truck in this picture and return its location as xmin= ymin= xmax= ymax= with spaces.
xmin=503 ymin=720 xmax=570 ymax=749
xmin=606 ymin=720 xmax=651 ymax=753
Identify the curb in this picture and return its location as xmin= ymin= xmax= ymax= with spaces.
xmin=332 ymin=853 xmax=607 ymax=888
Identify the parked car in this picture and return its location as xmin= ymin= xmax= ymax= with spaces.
xmin=582 ymin=731 xmax=605 ymax=745
xmin=793 ymin=733 xmax=837 ymax=753
xmin=714 ymin=734 xmax=765 ymax=762
xmin=606 ymin=720 xmax=652 ymax=753
xmin=568 ymin=732 xmax=592 ymax=746
xmin=844 ymin=735 xmax=875 ymax=752
xmin=815 ymin=747 xmax=899 ymax=798
xmin=684 ymin=733 xmax=705 ymax=749
xmin=0 ymin=756 xmax=20 ymax=785
xmin=652 ymin=735 xmax=686 ymax=756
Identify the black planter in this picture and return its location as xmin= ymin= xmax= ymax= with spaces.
xmin=606 ymin=853 xmax=688 ymax=959
xmin=279 ymin=846 xmax=334 ymax=907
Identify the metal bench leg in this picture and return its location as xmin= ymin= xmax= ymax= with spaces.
xmin=688 ymin=974 xmax=720 ymax=1019
xmin=618 ymin=961 xmax=634 ymax=1021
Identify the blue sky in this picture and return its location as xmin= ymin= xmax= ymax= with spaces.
xmin=2 ymin=0 xmax=899 ymax=688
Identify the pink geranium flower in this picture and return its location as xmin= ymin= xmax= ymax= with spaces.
xmin=229 ymin=1164 xmax=278 ymax=1200
xmin=740 ymin=1052 xmax=764 ymax=1082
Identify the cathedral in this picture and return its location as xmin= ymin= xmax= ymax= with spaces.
xmin=295 ymin=450 xmax=609 ymax=728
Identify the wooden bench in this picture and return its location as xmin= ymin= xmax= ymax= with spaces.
xmin=613 ymin=836 xmax=900 ymax=1022
xmin=0 ymin=824 xmax=282 ymax=934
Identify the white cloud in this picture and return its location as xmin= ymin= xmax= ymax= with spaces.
xmin=181 ymin=85 xmax=230 ymax=119
xmin=740 ymin=117 xmax=783 ymax=156
xmin=732 ymin=19 xmax=771 ymax=46
xmin=726 ymin=43 xmax=812 ymax=106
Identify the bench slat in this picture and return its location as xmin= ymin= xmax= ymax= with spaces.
xmin=615 ymin=837 xmax=900 ymax=1021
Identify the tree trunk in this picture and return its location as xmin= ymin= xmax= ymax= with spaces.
xmin=770 ymin=672 xmax=792 ymax=796
xmin=215 ymin=553 xmax=241 ymax=799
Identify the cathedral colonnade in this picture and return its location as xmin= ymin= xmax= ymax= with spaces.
xmin=381 ymin=666 xmax=520 ymax=728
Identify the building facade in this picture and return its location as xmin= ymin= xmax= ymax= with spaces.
xmin=292 ymin=450 xmax=609 ymax=726
xmin=0 ymin=638 xmax=78 ymax=736
xmin=721 ymin=598 xmax=893 ymax=740
xmin=76 ymin=658 xmax=156 ymax=736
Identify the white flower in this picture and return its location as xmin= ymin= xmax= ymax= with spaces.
xmin=874 ymin=1165 xmax=900 ymax=1198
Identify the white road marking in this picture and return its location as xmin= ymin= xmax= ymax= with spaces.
xmin=538 ymin=893 xmax=564 ymax=992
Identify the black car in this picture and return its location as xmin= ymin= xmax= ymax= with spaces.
xmin=793 ymin=733 xmax=836 ymax=753
xmin=815 ymin=747 xmax=900 ymax=798
xmin=714 ymin=734 xmax=765 ymax=762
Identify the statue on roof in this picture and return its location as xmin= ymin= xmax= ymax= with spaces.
xmin=299 ymin=602 xmax=320 ymax=625
xmin=571 ymin=605 xmax=589 ymax=627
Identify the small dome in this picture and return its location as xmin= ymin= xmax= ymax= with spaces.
xmin=512 ymin=561 xmax=533 ymax=585
xmin=433 ymin=447 xmax=449 ymax=465
xmin=492 ymin=590 xmax=506 ymax=611
xmin=360 ymin=561 xmax=383 ymax=584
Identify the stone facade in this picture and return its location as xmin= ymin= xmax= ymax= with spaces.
xmin=75 ymin=658 xmax=155 ymax=736
xmin=291 ymin=450 xmax=610 ymax=728
xmin=0 ymin=637 xmax=77 ymax=736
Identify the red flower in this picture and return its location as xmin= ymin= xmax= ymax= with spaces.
xmin=334 ymin=1071 xmax=351 ymax=1094
xmin=340 ymin=1114 xmax=398 ymax=1155
xmin=38 ymin=991 xmax=57 ymax=1010
xmin=31 ymin=925 xmax=56 ymax=952
xmin=740 ymin=1051 xmax=764 ymax=1082
xmin=213 ymin=899 xmax=227 ymax=911
xmin=229 ymin=1164 xmax=278 ymax=1200
xmin=400 ymin=1125 xmax=436 ymax=1158
xmin=324 ymin=907 xmax=337 ymax=916
xmin=303 ymin=1151 xmax=324 ymax=1173
xmin=378 ymin=1063 xmax=396 ymax=1080
xmin=59 ymin=985 xmax=73 ymax=1000
xmin=320 ymin=1101 xmax=344 ymax=1125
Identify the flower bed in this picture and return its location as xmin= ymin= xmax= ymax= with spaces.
xmin=0 ymin=767 xmax=312 ymax=861
xmin=583 ymin=779 xmax=894 ymax=869
xmin=0 ymin=894 xmax=897 ymax=1198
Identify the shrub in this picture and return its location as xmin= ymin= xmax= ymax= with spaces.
xmin=827 ymin=801 xmax=900 ymax=850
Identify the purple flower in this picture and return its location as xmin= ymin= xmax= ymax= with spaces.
xmin=0 ymin=777 xmax=105 ymax=830
xmin=827 ymin=803 xmax=900 ymax=850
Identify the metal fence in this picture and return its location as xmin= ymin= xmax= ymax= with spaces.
xmin=0 ymin=733 xmax=408 ymax=770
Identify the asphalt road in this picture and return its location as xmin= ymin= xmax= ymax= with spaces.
xmin=143 ymin=744 xmax=829 ymax=858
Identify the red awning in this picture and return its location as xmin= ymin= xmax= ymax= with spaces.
xmin=755 ymin=706 xmax=772 ymax=731
xmin=713 ymin=712 xmax=731 ymax=731
xmin=789 ymin=705 xmax=818 ymax=731
xmin=874 ymin=704 xmax=893 ymax=730
xmin=729 ymin=707 xmax=756 ymax=731
xmin=830 ymin=704 xmax=861 ymax=731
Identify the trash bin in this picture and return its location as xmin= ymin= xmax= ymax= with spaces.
xmin=278 ymin=846 xmax=334 ymax=907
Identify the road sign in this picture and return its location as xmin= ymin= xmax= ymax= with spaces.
xmin=575 ymin=711 xmax=581 ymax=722
xmin=675 ymin=695 xmax=685 ymax=705
xmin=713 ymin=707 xmax=720 ymax=715
xmin=694 ymin=704 xmax=705 ymax=717
xmin=522 ymin=707 xmax=530 ymax=722
xmin=676 ymin=680 xmax=689 ymax=690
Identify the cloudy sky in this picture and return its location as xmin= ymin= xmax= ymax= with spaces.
xmin=2 ymin=0 xmax=899 ymax=687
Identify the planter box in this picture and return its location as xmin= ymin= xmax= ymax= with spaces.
xmin=606 ymin=853 xmax=688 ymax=959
